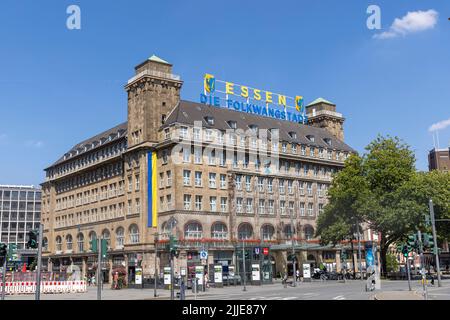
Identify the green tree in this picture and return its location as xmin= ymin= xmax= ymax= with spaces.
xmin=386 ymin=253 xmax=399 ymax=273
xmin=316 ymin=136 xmax=450 ymax=275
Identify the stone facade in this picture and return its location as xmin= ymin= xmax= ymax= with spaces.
xmin=41 ymin=55 xmax=362 ymax=285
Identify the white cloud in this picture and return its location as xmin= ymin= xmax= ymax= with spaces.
xmin=374 ymin=9 xmax=438 ymax=39
xmin=429 ymin=118 xmax=450 ymax=132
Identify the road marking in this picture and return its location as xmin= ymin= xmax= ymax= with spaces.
xmin=282 ymin=297 xmax=298 ymax=300
xmin=333 ymin=295 xmax=346 ymax=300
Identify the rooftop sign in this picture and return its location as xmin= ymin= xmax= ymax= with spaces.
xmin=200 ymin=74 xmax=307 ymax=124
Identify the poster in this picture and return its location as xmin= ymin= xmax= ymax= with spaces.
xmin=251 ymin=264 xmax=260 ymax=281
xmin=228 ymin=265 xmax=235 ymax=277
xmin=195 ymin=266 xmax=204 ymax=285
xmin=164 ymin=267 xmax=171 ymax=285
xmin=135 ymin=267 xmax=142 ymax=285
xmin=303 ymin=264 xmax=311 ymax=279
xmin=214 ymin=265 xmax=223 ymax=283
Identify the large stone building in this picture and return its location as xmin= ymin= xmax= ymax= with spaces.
xmin=41 ymin=55 xmax=358 ymax=285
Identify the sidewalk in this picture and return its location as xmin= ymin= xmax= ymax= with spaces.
xmin=373 ymin=291 xmax=423 ymax=300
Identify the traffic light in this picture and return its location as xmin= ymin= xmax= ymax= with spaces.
xmin=26 ymin=229 xmax=39 ymax=249
xmin=89 ymin=236 xmax=98 ymax=253
xmin=402 ymin=245 xmax=409 ymax=257
xmin=244 ymin=251 xmax=250 ymax=259
xmin=169 ymin=235 xmax=179 ymax=257
xmin=101 ymin=239 xmax=108 ymax=258
xmin=407 ymin=234 xmax=418 ymax=249
xmin=0 ymin=243 xmax=7 ymax=257
xmin=422 ymin=233 xmax=434 ymax=250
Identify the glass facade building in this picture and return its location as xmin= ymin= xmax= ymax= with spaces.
xmin=0 ymin=185 xmax=41 ymax=249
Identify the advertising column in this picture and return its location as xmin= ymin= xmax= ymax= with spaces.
xmin=251 ymin=264 xmax=261 ymax=285
xmin=214 ymin=265 xmax=223 ymax=288
xmin=163 ymin=267 xmax=171 ymax=290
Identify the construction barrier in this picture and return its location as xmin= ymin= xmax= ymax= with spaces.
xmin=0 ymin=281 xmax=87 ymax=295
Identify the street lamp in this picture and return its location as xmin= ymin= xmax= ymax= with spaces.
xmin=290 ymin=211 xmax=296 ymax=287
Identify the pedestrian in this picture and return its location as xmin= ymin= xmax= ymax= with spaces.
xmin=296 ymin=269 xmax=300 ymax=282
xmin=204 ymin=272 xmax=209 ymax=290
xmin=87 ymin=275 xmax=91 ymax=286
xmin=113 ymin=272 xmax=119 ymax=289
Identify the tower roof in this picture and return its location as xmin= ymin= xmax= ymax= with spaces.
xmin=306 ymin=97 xmax=335 ymax=107
xmin=148 ymin=54 xmax=170 ymax=65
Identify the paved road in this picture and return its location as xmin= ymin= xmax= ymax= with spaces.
xmin=3 ymin=279 xmax=450 ymax=300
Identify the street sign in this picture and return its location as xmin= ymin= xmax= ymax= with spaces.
xmin=262 ymin=247 xmax=269 ymax=255
xmin=254 ymin=247 xmax=260 ymax=255
xmin=199 ymin=250 xmax=208 ymax=260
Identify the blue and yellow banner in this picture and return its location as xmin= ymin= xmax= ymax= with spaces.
xmin=295 ymin=95 xmax=304 ymax=112
xmin=147 ymin=151 xmax=158 ymax=228
xmin=204 ymin=73 xmax=215 ymax=94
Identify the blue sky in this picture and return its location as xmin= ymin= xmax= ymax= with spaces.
xmin=0 ymin=0 xmax=449 ymax=186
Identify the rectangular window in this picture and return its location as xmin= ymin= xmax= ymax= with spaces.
xmin=267 ymin=178 xmax=273 ymax=192
xmin=288 ymin=180 xmax=293 ymax=194
xmin=307 ymin=182 xmax=313 ymax=196
xmin=219 ymin=151 xmax=226 ymax=166
xmin=194 ymin=148 xmax=202 ymax=164
xmin=135 ymin=175 xmax=140 ymax=191
xmin=195 ymin=195 xmax=202 ymax=211
xmin=258 ymin=177 xmax=264 ymax=192
xmin=289 ymin=201 xmax=295 ymax=216
xmin=259 ymin=199 xmax=265 ymax=214
xmin=280 ymin=200 xmax=286 ymax=215
xmin=303 ymin=164 xmax=308 ymax=176
xmin=245 ymin=175 xmax=251 ymax=191
xmin=159 ymin=173 xmax=164 ymax=188
xmin=300 ymin=202 xmax=305 ymax=216
xmin=128 ymin=176 xmax=132 ymax=192
xmin=236 ymin=198 xmax=243 ymax=213
xmin=282 ymin=143 xmax=287 ymax=153
xmin=183 ymin=194 xmax=191 ymax=210
xmin=209 ymin=173 xmax=216 ymax=188
xmin=301 ymin=145 xmax=306 ymax=156
xmin=166 ymin=195 xmax=172 ymax=210
xmin=292 ymin=144 xmax=297 ymax=154
xmin=180 ymin=126 xmax=188 ymax=139
xmin=236 ymin=175 xmax=242 ymax=190
xmin=220 ymin=197 xmax=227 ymax=212
xmin=268 ymin=200 xmax=274 ymax=214
xmin=308 ymin=203 xmax=314 ymax=216
xmin=183 ymin=170 xmax=191 ymax=186
xmin=208 ymin=149 xmax=216 ymax=165
xmin=279 ymin=179 xmax=285 ymax=194
xmin=319 ymin=203 xmax=324 ymax=215
xmin=195 ymin=171 xmax=202 ymax=187
xmin=166 ymin=171 xmax=172 ymax=186
xmin=310 ymin=147 xmax=315 ymax=157
xmin=220 ymin=174 xmax=227 ymax=189
xmin=183 ymin=148 xmax=190 ymax=163
xmin=319 ymin=148 xmax=324 ymax=159
xmin=210 ymin=196 xmax=217 ymax=211
xmin=135 ymin=198 xmax=140 ymax=213
xmin=246 ymin=198 xmax=253 ymax=213
xmin=193 ymin=128 xmax=201 ymax=140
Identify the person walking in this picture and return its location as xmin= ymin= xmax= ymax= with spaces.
xmin=296 ymin=269 xmax=300 ymax=282
xmin=113 ymin=272 xmax=119 ymax=289
xmin=204 ymin=272 xmax=209 ymax=291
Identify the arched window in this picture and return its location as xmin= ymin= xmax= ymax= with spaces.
xmin=161 ymin=218 xmax=177 ymax=239
xmin=129 ymin=224 xmax=139 ymax=244
xmin=238 ymin=223 xmax=253 ymax=240
xmin=211 ymin=222 xmax=228 ymax=240
xmin=284 ymin=224 xmax=293 ymax=239
xmin=56 ymin=236 xmax=62 ymax=251
xmin=102 ymin=229 xmax=111 ymax=247
xmin=261 ymin=224 xmax=275 ymax=241
xmin=116 ymin=227 xmax=124 ymax=247
xmin=304 ymin=225 xmax=315 ymax=240
xmin=66 ymin=234 xmax=73 ymax=251
xmin=77 ymin=233 xmax=84 ymax=252
xmin=184 ymin=222 xmax=203 ymax=239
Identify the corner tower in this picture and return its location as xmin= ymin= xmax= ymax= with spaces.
xmin=125 ymin=55 xmax=183 ymax=147
xmin=305 ymin=98 xmax=345 ymax=141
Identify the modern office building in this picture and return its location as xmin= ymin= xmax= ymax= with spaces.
xmin=41 ymin=55 xmax=363 ymax=285
xmin=428 ymin=148 xmax=450 ymax=172
xmin=0 ymin=185 xmax=41 ymax=266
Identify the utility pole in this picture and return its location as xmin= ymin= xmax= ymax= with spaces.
xmin=35 ymin=223 xmax=43 ymax=300
xmin=406 ymin=254 xmax=412 ymax=291
xmin=290 ymin=212 xmax=296 ymax=287
xmin=417 ymin=230 xmax=428 ymax=300
xmin=242 ymin=240 xmax=246 ymax=291
xmin=154 ymin=233 xmax=158 ymax=297
xmin=1 ymin=251 xmax=6 ymax=301
xmin=357 ymin=225 xmax=363 ymax=280
xmin=429 ymin=199 xmax=442 ymax=287
xmin=170 ymin=251 xmax=174 ymax=300
xmin=97 ymin=237 xmax=102 ymax=300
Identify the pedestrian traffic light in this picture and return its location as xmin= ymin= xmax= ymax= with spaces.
xmin=341 ymin=250 xmax=347 ymax=261
xmin=26 ymin=229 xmax=38 ymax=249
xmin=89 ymin=237 xmax=98 ymax=253
xmin=0 ymin=243 xmax=7 ymax=257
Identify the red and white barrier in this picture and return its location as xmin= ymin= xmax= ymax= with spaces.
xmin=0 ymin=280 xmax=87 ymax=295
